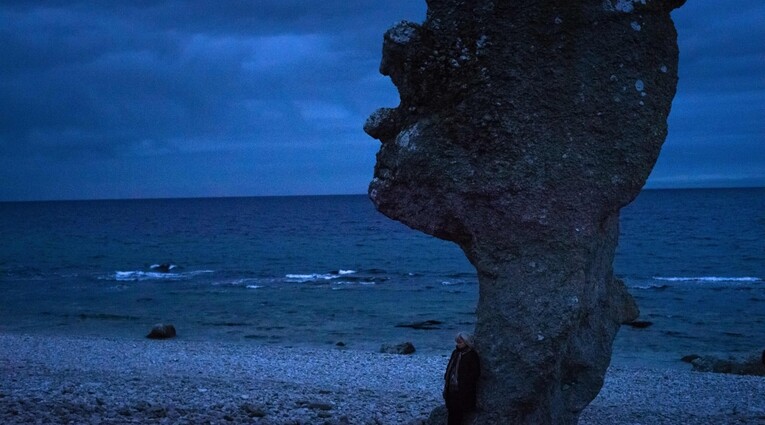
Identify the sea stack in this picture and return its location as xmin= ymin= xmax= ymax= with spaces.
xmin=364 ymin=1 xmax=685 ymax=424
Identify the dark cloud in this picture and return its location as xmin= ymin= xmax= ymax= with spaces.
xmin=652 ymin=0 xmax=765 ymax=188
xmin=0 ymin=1 xmax=761 ymax=200
xmin=0 ymin=2 xmax=422 ymax=164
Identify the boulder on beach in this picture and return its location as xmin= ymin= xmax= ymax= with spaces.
xmin=146 ymin=323 xmax=177 ymax=339
xmin=426 ymin=406 xmax=448 ymax=424
xmin=380 ymin=342 xmax=416 ymax=355
xmin=680 ymin=354 xmax=701 ymax=363
xmin=690 ymin=354 xmax=765 ymax=376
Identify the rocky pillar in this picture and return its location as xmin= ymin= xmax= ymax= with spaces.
xmin=365 ymin=0 xmax=685 ymax=423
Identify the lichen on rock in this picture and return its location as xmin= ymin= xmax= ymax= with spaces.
xmin=365 ymin=0 xmax=685 ymax=423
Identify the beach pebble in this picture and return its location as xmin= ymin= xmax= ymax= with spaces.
xmin=2 ymin=334 xmax=765 ymax=424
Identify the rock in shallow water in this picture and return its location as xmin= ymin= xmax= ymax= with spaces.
xmin=366 ymin=0 xmax=685 ymax=423
xmin=625 ymin=320 xmax=654 ymax=329
xmin=395 ymin=320 xmax=443 ymax=330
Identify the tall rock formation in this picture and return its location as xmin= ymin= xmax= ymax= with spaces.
xmin=364 ymin=0 xmax=685 ymax=423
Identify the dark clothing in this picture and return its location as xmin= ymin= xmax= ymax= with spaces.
xmin=443 ymin=346 xmax=480 ymax=424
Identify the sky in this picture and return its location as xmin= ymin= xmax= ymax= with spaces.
xmin=0 ymin=1 xmax=763 ymax=201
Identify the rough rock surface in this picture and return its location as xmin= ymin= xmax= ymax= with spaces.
xmin=365 ymin=0 xmax=685 ymax=423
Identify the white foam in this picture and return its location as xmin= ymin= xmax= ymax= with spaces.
xmin=653 ymin=276 xmax=761 ymax=283
xmin=112 ymin=269 xmax=213 ymax=282
xmin=114 ymin=271 xmax=181 ymax=281
xmin=246 ymin=285 xmax=262 ymax=290
xmin=214 ymin=278 xmax=259 ymax=287
xmin=333 ymin=280 xmax=376 ymax=287
xmin=285 ymin=273 xmax=340 ymax=283
xmin=285 ymin=270 xmax=357 ymax=283
xmin=631 ymin=283 xmax=670 ymax=290
xmin=150 ymin=264 xmax=177 ymax=270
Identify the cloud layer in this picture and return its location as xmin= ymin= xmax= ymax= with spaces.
xmin=0 ymin=1 xmax=762 ymax=200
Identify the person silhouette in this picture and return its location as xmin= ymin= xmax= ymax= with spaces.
xmin=443 ymin=332 xmax=480 ymax=425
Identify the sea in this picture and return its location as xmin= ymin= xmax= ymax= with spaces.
xmin=1 ymin=188 xmax=763 ymax=366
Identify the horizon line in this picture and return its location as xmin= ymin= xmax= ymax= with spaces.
xmin=2 ymin=185 xmax=764 ymax=204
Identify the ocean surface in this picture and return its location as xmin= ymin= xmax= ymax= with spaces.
xmin=1 ymin=188 xmax=763 ymax=365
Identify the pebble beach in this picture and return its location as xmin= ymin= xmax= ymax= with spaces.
xmin=1 ymin=333 xmax=764 ymax=424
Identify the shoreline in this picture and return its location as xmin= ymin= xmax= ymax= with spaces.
xmin=2 ymin=333 xmax=764 ymax=424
